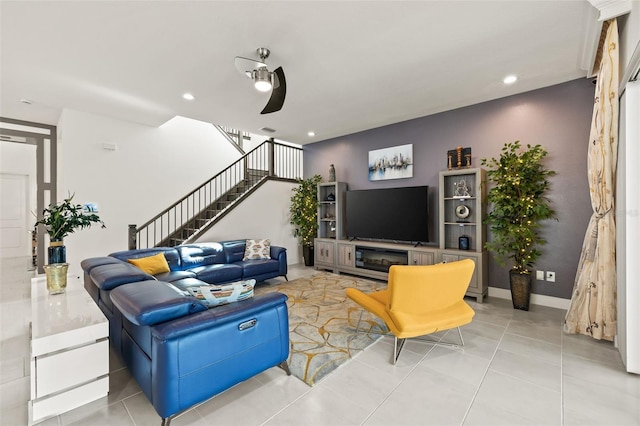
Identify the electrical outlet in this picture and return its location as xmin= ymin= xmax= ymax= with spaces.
xmin=536 ymin=270 xmax=545 ymax=280
xmin=546 ymin=271 xmax=556 ymax=282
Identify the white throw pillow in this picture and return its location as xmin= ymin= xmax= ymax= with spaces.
xmin=243 ymin=239 xmax=271 ymax=260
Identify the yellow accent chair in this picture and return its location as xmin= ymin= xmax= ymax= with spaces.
xmin=346 ymin=259 xmax=476 ymax=364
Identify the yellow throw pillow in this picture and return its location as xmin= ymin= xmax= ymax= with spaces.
xmin=128 ymin=252 xmax=170 ymax=275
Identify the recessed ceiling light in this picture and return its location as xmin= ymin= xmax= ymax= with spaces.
xmin=182 ymin=93 xmax=195 ymax=100
xmin=307 ymin=131 xmax=315 ymax=137
xmin=503 ymin=75 xmax=518 ymax=85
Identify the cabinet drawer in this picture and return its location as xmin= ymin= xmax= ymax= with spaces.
xmin=315 ymin=241 xmax=335 ymax=265
xmin=337 ymin=244 xmax=355 ymax=267
xmin=459 ymin=255 xmax=479 ymax=291
xmin=440 ymin=253 xmax=479 ymax=291
xmin=409 ymin=251 xmax=435 ymax=265
xmin=36 ymin=339 xmax=108 ymax=397
xmin=31 ymin=376 xmax=108 ymax=424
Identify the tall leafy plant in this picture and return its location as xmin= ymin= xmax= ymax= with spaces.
xmin=289 ymin=175 xmax=322 ymax=247
xmin=481 ymin=141 xmax=556 ymax=274
xmin=34 ymin=193 xmax=105 ymax=241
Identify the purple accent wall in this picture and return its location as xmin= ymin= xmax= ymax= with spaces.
xmin=304 ymin=78 xmax=594 ymax=299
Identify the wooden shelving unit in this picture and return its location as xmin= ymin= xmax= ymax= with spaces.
xmin=438 ymin=168 xmax=488 ymax=302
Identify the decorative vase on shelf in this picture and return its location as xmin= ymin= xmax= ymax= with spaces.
xmin=48 ymin=240 xmax=66 ymax=264
xmin=329 ymin=164 xmax=336 ymax=182
xmin=33 ymin=193 xmax=105 ymax=294
xmin=44 ymin=262 xmax=69 ymax=294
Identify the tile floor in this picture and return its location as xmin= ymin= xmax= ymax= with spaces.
xmin=1 ymin=256 xmax=638 ymax=426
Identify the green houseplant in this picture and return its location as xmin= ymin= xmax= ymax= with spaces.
xmin=289 ymin=174 xmax=322 ymax=266
xmin=34 ymin=193 xmax=105 ymax=263
xmin=481 ymin=141 xmax=556 ymax=310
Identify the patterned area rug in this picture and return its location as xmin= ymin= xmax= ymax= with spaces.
xmin=254 ymin=272 xmax=387 ymax=386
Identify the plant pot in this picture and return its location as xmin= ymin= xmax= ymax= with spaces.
xmin=44 ymin=263 xmax=69 ymax=295
xmin=303 ymin=245 xmax=315 ymax=267
xmin=509 ymin=270 xmax=531 ymax=311
xmin=48 ymin=240 xmax=66 ymax=264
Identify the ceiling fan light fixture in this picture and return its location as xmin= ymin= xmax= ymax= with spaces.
xmin=253 ymin=68 xmax=272 ymax=92
xmin=235 ymin=47 xmax=285 ymax=113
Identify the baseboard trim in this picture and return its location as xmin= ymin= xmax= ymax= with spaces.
xmin=488 ymin=287 xmax=570 ymax=310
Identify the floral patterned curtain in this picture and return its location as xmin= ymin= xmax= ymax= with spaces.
xmin=564 ymin=19 xmax=619 ymax=341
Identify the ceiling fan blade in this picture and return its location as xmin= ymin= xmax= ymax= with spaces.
xmin=261 ymin=67 xmax=286 ymax=114
xmin=234 ymin=56 xmax=267 ymax=76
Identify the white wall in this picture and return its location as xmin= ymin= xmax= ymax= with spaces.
xmin=196 ymin=180 xmax=302 ymax=264
xmin=57 ymin=110 xmax=244 ymax=275
xmin=616 ymin=3 xmax=640 ymax=374
xmin=617 ymin=81 xmax=640 ymax=373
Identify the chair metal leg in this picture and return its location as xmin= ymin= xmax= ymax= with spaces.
xmin=393 ymin=337 xmax=406 ymax=365
xmin=457 ymin=326 xmax=464 ymax=346
xmin=353 ymin=311 xmax=391 ymax=336
xmin=355 ymin=310 xmax=364 ymax=332
xmin=409 ymin=327 xmax=465 ymax=348
xmin=393 ymin=328 xmax=464 ymax=364
xmin=351 ymin=308 xmax=466 ymax=364
xmin=161 ymin=416 xmax=172 ymax=426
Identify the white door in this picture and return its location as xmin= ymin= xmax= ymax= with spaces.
xmin=0 ymin=173 xmax=29 ymax=258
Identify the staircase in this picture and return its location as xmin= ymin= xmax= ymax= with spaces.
xmin=129 ymin=140 xmax=302 ymax=249
xmin=161 ymin=168 xmax=268 ymax=246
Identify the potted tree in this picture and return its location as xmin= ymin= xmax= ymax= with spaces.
xmin=289 ymin=175 xmax=322 ymax=266
xmin=481 ymin=141 xmax=556 ymax=310
xmin=34 ymin=193 xmax=105 ymax=293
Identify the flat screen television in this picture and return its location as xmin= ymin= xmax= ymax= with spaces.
xmin=345 ymin=186 xmax=429 ymax=243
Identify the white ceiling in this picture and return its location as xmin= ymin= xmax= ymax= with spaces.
xmin=0 ymin=1 xmax=597 ymax=145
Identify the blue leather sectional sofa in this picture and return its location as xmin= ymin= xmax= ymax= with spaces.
xmin=81 ymin=240 xmax=290 ymax=425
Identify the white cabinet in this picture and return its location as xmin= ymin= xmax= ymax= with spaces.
xmin=35 ymin=340 xmax=108 ymax=396
xmin=29 ymin=276 xmax=109 ymax=424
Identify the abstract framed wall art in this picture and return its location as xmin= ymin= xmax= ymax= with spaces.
xmin=368 ymin=144 xmax=413 ymax=181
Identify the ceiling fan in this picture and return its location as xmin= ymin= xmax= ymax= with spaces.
xmin=234 ymin=47 xmax=287 ymax=114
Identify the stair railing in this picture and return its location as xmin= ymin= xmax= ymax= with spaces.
xmin=129 ymin=140 xmax=302 ymax=249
